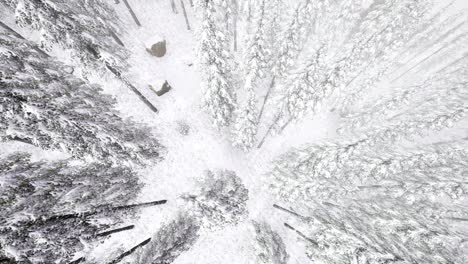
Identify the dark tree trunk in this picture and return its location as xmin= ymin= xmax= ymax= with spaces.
xmin=258 ymin=76 xmax=275 ymax=122
xmin=95 ymin=225 xmax=135 ymax=238
xmin=284 ymin=223 xmax=319 ymax=247
xmin=108 ymin=238 xmax=151 ymax=264
xmin=180 ymin=0 xmax=191 ymax=30
xmin=108 ymin=28 xmax=125 ymax=47
xmin=105 ymin=62 xmax=159 ymax=113
xmin=39 ymin=200 xmax=167 ymax=224
xmin=170 ymin=0 xmax=178 ymax=14
xmin=121 ymin=0 xmax=141 ymax=26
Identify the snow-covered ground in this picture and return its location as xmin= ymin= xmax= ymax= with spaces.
xmin=76 ymin=1 xmax=313 ymax=262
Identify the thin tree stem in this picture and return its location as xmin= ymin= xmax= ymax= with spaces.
xmin=107 ymin=238 xmax=151 ymax=264
xmin=122 ymin=0 xmax=141 ymax=26
xmin=180 ymin=0 xmax=191 ymax=30
xmin=0 ymin=20 xmax=49 ymax=57
xmin=170 ymin=0 xmax=178 ymax=14
xmin=258 ymin=76 xmax=275 ymax=122
xmin=95 ymin=225 xmax=135 ymax=237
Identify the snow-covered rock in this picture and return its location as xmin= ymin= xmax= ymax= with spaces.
xmin=145 ymin=34 xmax=166 ymax=57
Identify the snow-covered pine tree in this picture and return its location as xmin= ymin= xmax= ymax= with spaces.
xmin=0 ymin=0 xmax=127 ymax=70
xmin=251 ymin=221 xmax=289 ymax=264
xmin=271 ymin=140 xmax=468 ymax=263
xmin=258 ymin=0 xmax=319 ymax=122
xmin=335 ymin=4 xmax=467 ymax=113
xmin=298 ymin=195 xmax=467 ymax=263
xmin=269 ymin=139 xmax=468 ymax=203
xmin=136 ymin=213 xmax=200 ymax=264
xmin=181 ymin=169 xmax=249 ymax=229
xmin=232 ymin=88 xmax=258 ymax=151
xmin=0 ymin=152 xmax=141 ymax=263
xmin=270 ymin=0 xmax=434 ymax=131
xmin=0 ymin=33 xmax=162 ymax=163
xmin=339 ymin=57 xmax=468 ymax=136
xmin=242 ymin=0 xmax=271 ymax=82
xmin=197 ymin=0 xmax=237 ymax=129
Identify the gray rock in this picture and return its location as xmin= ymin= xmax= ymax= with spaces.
xmin=147 ymin=40 xmax=166 ymax=57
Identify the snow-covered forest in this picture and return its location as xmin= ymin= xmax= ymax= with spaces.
xmin=0 ymin=0 xmax=467 ymax=263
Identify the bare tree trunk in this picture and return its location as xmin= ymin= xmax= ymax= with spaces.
xmin=232 ymin=0 xmax=238 ymax=51
xmin=273 ymin=204 xmax=311 ymax=221
xmin=41 ymin=200 xmax=167 ymax=224
xmin=121 ymin=0 xmax=141 ymax=26
xmin=95 ymin=225 xmax=135 ymax=238
xmin=257 ymin=115 xmax=290 ymax=148
xmin=105 ymin=62 xmax=159 ymax=113
xmin=246 ymin=0 xmax=252 ymax=23
xmin=258 ymin=76 xmax=275 ymax=122
xmin=108 ymin=238 xmax=151 ymax=264
xmin=391 ymin=32 xmax=467 ymax=83
xmin=180 ymin=0 xmax=191 ymax=30
xmin=284 ymin=223 xmax=319 ymax=247
xmin=0 ymin=20 xmax=49 ymax=57
xmin=188 ymin=0 xmax=193 ymax=7
xmin=170 ymin=0 xmax=179 ymax=14
xmin=108 ymin=28 xmax=125 ymax=47
xmin=84 ymin=44 xmax=158 ymax=113
xmin=69 ymin=257 xmax=85 ymax=264
xmin=257 ymin=114 xmax=279 ymax=149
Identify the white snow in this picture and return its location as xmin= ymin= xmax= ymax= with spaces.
xmin=79 ymin=1 xmax=315 ymax=262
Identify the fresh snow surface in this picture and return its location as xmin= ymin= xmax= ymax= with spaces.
xmin=81 ymin=1 xmax=313 ymax=263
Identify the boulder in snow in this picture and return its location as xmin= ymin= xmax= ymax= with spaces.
xmin=146 ymin=35 xmax=166 ymax=57
xmin=149 ymin=80 xmax=172 ymax=96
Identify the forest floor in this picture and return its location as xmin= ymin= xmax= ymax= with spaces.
xmin=83 ymin=1 xmax=314 ymax=263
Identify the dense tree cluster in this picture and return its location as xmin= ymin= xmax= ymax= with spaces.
xmin=0 ymin=152 xmax=141 ymax=263
xmin=0 ymin=0 xmax=127 ymax=69
xmin=0 ymin=33 xmax=162 ymax=164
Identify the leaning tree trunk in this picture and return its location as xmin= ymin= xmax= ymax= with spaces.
xmin=108 ymin=238 xmax=152 ymax=264
xmin=170 ymin=0 xmax=178 ymax=14
xmin=233 ymin=0 xmax=238 ymax=51
xmin=180 ymin=0 xmax=191 ymax=30
xmin=108 ymin=27 xmax=125 ymax=47
xmin=121 ymin=0 xmax=141 ymax=26
xmin=104 ymin=62 xmax=159 ymax=113
xmin=258 ymin=76 xmax=275 ymax=122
